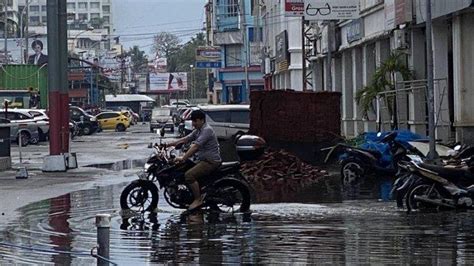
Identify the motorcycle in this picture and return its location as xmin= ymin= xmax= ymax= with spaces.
xmin=324 ymin=132 xmax=421 ymax=190
xmin=120 ymin=131 xmax=251 ymax=214
xmin=392 ymin=144 xmax=474 ymax=208
xmin=403 ymin=156 xmax=474 ymax=212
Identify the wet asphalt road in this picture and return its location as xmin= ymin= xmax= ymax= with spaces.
xmin=0 ymin=182 xmax=473 ymax=265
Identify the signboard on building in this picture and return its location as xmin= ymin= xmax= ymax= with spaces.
xmin=195 ymin=46 xmax=222 ymax=69
xmin=275 ymin=31 xmax=289 ymax=64
xmin=304 ymin=0 xmax=360 ymax=20
xmin=154 ymin=57 xmax=167 ymax=72
xmin=149 ymin=72 xmax=188 ymax=92
xmin=285 ymin=0 xmax=304 ymax=17
xmin=347 ymin=19 xmax=364 ymax=43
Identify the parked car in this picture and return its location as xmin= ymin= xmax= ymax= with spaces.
xmin=0 ymin=117 xmax=40 ymax=146
xmin=95 ymin=112 xmax=130 ymax=132
xmin=150 ymin=107 xmax=174 ymax=133
xmin=10 ymin=108 xmax=50 ymax=140
xmin=197 ymin=105 xmax=250 ymax=140
xmin=69 ymin=106 xmax=100 ymax=135
xmin=108 ymin=106 xmax=139 ymax=124
xmin=0 ymin=110 xmax=47 ymax=144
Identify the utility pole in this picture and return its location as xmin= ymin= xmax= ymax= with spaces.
xmin=302 ymin=16 xmax=306 ymax=91
xmin=25 ymin=3 xmax=29 ymax=63
xmin=4 ymin=0 xmax=8 ymax=64
xmin=326 ymin=21 xmax=333 ymax=91
xmin=58 ymin=0 xmax=69 ymax=153
xmin=241 ymin=0 xmax=250 ymax=102
xmin=426 ymin=0 xmax=438 ymax=160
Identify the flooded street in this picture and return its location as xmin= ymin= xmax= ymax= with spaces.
xmin=1 ymin=183 xmax=474 ymax=265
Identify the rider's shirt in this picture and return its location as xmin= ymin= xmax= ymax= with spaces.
xmin=186 ymin=123 xmax=222 ymax=163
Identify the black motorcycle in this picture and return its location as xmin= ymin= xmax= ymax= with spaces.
xmin=403 ymin=156 xmax=474 ymax=212
xmin=120 ymin=143 xmax=251 ymax=214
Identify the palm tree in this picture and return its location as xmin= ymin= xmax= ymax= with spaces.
xmin=355 ymin=51 xmax=412 ymax=130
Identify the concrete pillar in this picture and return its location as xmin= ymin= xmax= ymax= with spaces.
xmin=432 ymin=22 xmax=451 ymax=141
xmin=352 ymin=47 xmax=364 ymax=136
xmin=313 ymin=59 xmax=324 ymax=91
xmin=408 ymin=28 xmax=427 ymax=135
xmin=374 ymin=39 xmax=393 ymax=132
xmin=453 ymin=14 xmax=474 ymax=144
xmin=333 ymin=56 xmax=342 ymax=92
xmin=342 ymin=50 xmax=354 ymax=137
xmin=362 ymin=43 xmax=377 ymax=132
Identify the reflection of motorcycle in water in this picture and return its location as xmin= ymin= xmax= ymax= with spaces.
xmin=120 ymin=142 xmax=251 ymax=214
xmin=120 ymin=213 xmax=160 ymax=231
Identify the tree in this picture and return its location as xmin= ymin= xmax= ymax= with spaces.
xmin=355 ymin=52 xmax=412 ymax=130
xmin=125 ymin=46 xmax=148 ymax=73
xmin=152 ymin=32 xmax=181 ymax=59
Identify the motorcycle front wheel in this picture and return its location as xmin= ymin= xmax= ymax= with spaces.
xmin=120 ymin=181 xmax=159 ymax=213
xmin=208 ymin=179 xmax=251 ymax=213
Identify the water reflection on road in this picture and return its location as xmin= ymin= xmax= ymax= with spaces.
xmin=0 ymin=183 xmax=473 ymax=264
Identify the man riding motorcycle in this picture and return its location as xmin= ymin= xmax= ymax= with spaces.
xmin=168 ymin=109 xmax=222 ymax=211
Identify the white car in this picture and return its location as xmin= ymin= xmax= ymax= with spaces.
xmin=7 ymin=109 xmax=50 ymax=141
xmin=196 ymin=105 xmax=250 ymax=140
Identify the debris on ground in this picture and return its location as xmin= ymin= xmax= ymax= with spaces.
xmin=241 ymin=149 xmax=329 ymax=194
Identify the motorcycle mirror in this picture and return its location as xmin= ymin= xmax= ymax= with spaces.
xmin=454 ymin=145 xmax=462 ymax=151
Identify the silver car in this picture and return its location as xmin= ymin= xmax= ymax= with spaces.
xmin=0 ymin=118 xmax=39 ymax=146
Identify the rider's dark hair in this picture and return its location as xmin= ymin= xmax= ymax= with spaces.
xmin=190 ymin=110 xmax=206 ymax=121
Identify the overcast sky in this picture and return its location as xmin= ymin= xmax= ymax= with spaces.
xmin=113 ymin=0 xmax=207 ymax=56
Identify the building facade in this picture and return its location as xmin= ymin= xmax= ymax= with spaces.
xmin=260 ymin=0 xmax=474 ymax=144
xmin=206 ymin=0 xmax=264 ymax=104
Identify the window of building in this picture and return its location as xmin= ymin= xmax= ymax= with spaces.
xmin=90 ymin=13 xmax=100 ymax=19
xmin=41 ymin=5 xmax=47 ymax=12
xmin=90 ymin=2 xmax=100 ymax=9
xmin=41 ymin=16 xmax=47 ymax=22
xmin=225 ymin=45 xmax=241 ymax=67
xmin=29 ymin=5 xmax=40 ymax=12
xmin=29 ymin=16 xmax=40 ymax=24
xmin=78 ymin=13 xmax=88 ymax=21
xmin=226 ymin=0 xmax=239 ymax=17
xmin=102 ymin=5 xmax=110 ymax=13
xmin=78 ymin=2 xmax=87 ymax=9
xmin=248 ymin=27 xmax=263 ymax=42
xmin=67 ymin=3 xmax=75 ymax=10
xmin=103 ymin=16 xmax=110 ymax=24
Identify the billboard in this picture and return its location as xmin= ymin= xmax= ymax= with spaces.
xmin=304 ymin=0 xmax=360 ymax=20
xmin=149 ymin=72 xmax=188 ymax=92
xmin=196 ymin=46 xmax=222 ymax=69
xmin=285 ymin=0 xmax=304 ymax=17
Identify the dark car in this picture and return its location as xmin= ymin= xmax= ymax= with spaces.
xmin=69 ymin=106 xmax=100 ymax=135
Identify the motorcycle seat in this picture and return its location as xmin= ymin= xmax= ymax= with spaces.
xmin=213 ymin=161 xmax=240 ymax=176
xmin=419 ymin=163 xmax=474 ymax=180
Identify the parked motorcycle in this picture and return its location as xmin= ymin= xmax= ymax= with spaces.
xmin=325 ymin=132 xmax=420 ymax=190
xmin=403 ymin=156 xmax=474 ymax=212
xmin=120 ymin=132 xmax=251 ymax=214
xmin=392 ymin=144 xmax=474 ymax=208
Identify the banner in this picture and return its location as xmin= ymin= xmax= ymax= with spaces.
xmin=149 ymin=72 xmax=188 ymax=92
xmin=304 ymin=0 xmax=360 ymax=20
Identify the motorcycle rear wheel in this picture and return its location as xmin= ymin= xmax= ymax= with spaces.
xmin=120 ymin=181 xmax=159 ymax=213
xmin=406 ymin=183 xmax=442 ymax=212
xmin=208 ymin=179 xmax=251 ymax=213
